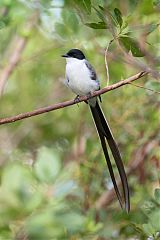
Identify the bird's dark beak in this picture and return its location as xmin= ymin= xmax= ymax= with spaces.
xmin=61 ymin=54 xmax=68 ymax=58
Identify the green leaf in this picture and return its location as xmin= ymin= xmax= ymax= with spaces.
xmin=97 ymin=5 xmax=117 ymax=27
xmin=82 ymin=0 xmax=91 ymax=14
xmin=54 ymin=180 xmax=77 ymax=198
xmin=143 ymin=223 xmax=155 ymax=236
xmin=114 ymin=8 xmax=123 ymax=27
xmin=119 ymin=36 xmax=145 ymax=57
xmin=0 ymin=21 xmax=6 ymax=29
xmin=93 ymin=6 xmax=105 ymax=21
xmin=62 ymin=10 xmax=79 ymax=33
xmin=0 ymin=15 xmax=10 ymax=29
xmin=85 ymin=22 xmax=107 ymax=29
xmin=150 ymin=210 xmax=160 ymax=232
xmin=55 ymin=23 xmax=68 ymax=38
xmin=154 ymin=188 xmax=160 ymax=204
xmin=0 ymin=163 xmax=43 ymax=213
xmin=35 ymin=147 xmax=61 ymax=183
xmin=99 ymin=5 xmax=104 ymax=11
xmin=130 ymin=41 xmax=144 ymax=57
xmin=74 ymin=0 xmax=91 ymax=14
xmin=1 ymin=164 xmax=32 ymax=191
xmin=56 ymin=212 xmax=85 ymax=231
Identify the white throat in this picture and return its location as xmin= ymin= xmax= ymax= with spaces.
xmin=66 ymin=57 xmax=83 ymax=64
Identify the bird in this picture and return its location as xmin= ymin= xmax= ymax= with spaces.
xmin=62 ymin=48 xmax=130 ymax=212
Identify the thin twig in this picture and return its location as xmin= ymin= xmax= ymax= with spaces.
xmin=129 ymin=82 xmax=160 ymax=94
xmin=105 ymin=40 xmax=113 ymax=86
xmin=0 ymin=71 xmax=149 ymax=125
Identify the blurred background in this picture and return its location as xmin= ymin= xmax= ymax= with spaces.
xmin=0 ymin=0 xmax=160 ymax=239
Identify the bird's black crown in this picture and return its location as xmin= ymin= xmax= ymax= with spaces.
xmin=62 ymin=49 xmax=86 ymax=60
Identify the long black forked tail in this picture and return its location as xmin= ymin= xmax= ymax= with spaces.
xmin=90 ymin=101 xmax=130 ymax=212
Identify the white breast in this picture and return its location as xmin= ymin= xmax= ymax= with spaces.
xmin=65 ymin=58 xmax=99 ymax=96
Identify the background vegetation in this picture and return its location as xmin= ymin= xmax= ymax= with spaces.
xmin=0 ymin=0 xmax=160 ymax=239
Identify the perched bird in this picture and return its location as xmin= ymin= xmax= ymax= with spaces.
xmin=62 ymin=48 xmax=130 ymax=212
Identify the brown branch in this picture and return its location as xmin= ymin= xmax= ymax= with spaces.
xmin=0 ymin=71 xmax=149 ymax=125
xmin=1 ymin=6 xmax=9 ymax=17
xmin=0 ymin=12 xmax=39 ymax=96
xmin=0 ymin=37 xmax=27 ymax=96
xmin=95 ymin=136 xmax=159 ymax=210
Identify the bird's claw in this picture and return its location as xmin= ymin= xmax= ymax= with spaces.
xmin=74 ymin=95 xmax=80 ymax=104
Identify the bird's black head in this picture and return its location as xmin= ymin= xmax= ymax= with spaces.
xmin=62 ymin=49 xmax=86 ymax=60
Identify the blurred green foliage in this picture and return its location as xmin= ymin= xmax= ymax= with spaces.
xmin=0 ymin=147 xmax=102 ymax=239
xmin=0 ymin=0 xmax=160 ymax=239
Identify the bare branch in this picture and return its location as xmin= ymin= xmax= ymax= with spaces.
xmin=0 ymin=37 xmax=27 ymax=95
xmin=104 ymin=40 xmax=114 ymax=86
xmin=0 ymin=6 xmax=9 ymax=16
xmin=0 ymin=12 xmax=39 ymax=96
xmin=0 ymin=71 xmax=149 ymax=125
xmin=129 ymin=82 xmax=160 ymax=94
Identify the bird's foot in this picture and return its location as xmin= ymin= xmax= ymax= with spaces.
xmin=74 ymin=95 xmax=80 ymax=103
xmin=74 ymin=95 xmax=80 ymax=105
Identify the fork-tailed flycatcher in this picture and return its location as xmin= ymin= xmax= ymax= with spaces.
xmin=62 ymin=49 xmax=130 ymax=212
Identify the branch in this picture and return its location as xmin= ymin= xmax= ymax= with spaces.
xmin=0 ymin=71 xmax=149 ymax=125
xmin=129 ymin=82 xmax=160 ymax=94
xmin=0 ymin=6 xmax=9 ymax=17
xmin=0 ymin=12 xmax=38 ymax=96
xmin=0 ymin=37 xmax=26 ymax=96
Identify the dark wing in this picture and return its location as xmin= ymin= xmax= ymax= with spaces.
xmin=85 ymin=60 xmax=101 ymax=101
xmin=85 ymin=60 xmax=97 ymax=81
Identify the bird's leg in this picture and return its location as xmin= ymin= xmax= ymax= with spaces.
xmin=74 ymin=95 xmax=81 ymax=107
xmin=74 ymin=95 xmax=80 ymax=103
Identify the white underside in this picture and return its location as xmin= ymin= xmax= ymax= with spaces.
xmin=65 ymin=58 xmax=99 ymax=96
